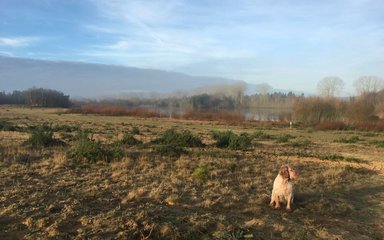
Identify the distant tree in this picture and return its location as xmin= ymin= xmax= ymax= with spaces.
xmin=255 ymin=83 xmax=272 ymax=95
xmin=317 ymin=77 xmax=344 ymax=98
xmin=354 ymin=76 xmax=384 ymax=95
xmin=23 ymin=88 xmax=70 ymax=107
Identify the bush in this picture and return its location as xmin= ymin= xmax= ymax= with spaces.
xmin=211 ymin=130 xmax=234 ymax=148
xmin=67 ymin=131 xmax=122 ymax=163
xmin=229 ymin=132 xmax=253 ymax=150
xmin=25 ymin=124 xmax=60 ymax=148
xmin=120 ymin=133 xmax=142 ymax=145
xmin=153 ymin=128 xmax=204 ymax=147
xmin=211 ymin=131 xmax=253 ymax=150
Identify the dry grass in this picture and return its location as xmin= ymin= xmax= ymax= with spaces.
xmin=0 ymin=106 xmax=383 ymax=239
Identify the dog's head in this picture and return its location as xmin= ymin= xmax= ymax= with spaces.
xmin=279 ymin=165 xmax=299 ymax=180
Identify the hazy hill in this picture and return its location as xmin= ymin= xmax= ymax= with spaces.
xmin=0 ymin=56 xmax=237 ymax=98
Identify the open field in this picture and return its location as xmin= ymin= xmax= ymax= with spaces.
xmin=1 ymin=106 xmax=384 ymax=239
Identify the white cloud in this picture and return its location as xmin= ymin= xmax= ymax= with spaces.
xmin=0 ymin=37 xmax=40 ymax=47
xmin=81 ymin=0 xmax=384 ymax=93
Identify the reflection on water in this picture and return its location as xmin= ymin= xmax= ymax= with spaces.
xmin=157 ymin=107 xmax=293 ymax=122
xmin=242 ymin=108 xmax=293 ymax=121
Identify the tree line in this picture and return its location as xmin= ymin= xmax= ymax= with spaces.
xmin=0 ymin=88 xmax=71 ymax=107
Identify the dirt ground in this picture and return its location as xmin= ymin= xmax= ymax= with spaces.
xmin=1 ymin=106 xmax=383 ymax=239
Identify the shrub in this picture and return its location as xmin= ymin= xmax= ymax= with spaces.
xmin=193 ymin=164 xmax=209 ymax=181
xmin=67 ymin=131 xmax=122 ymax=163
xmin=229 ymin=132 xmax=253 ymax=150
xmin=211 ymin=130 xmax=234 ymax=148
xmin=212 ymin=131 xmax=252 ymax=150
xmin=25 ymin=124 xmax=60 ymax=148
xmin=120 ymin=133 xmax=142 ymax=146
xmin=153 ymin=128 xmax=204 ymax=147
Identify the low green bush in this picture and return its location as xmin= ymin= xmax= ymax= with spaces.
xmin=211 ymin=131 xmax=252 ymax=150
xmin=152 ymin=128 xmax=204 ymax=147
xmin=67 ymin=131 xmax=122 ymax=163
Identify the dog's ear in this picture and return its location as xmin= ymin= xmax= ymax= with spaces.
xmin=279 ymin=165 xmax=290 ymax=179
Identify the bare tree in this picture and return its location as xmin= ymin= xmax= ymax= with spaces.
xmin=354 ymin=76 xmax=384 ymax=95
xmin=317 ymin=77 xmax=344 ymax=98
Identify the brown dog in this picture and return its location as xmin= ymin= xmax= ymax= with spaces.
xmin=269 ymin=165 xmax=299 ymax=211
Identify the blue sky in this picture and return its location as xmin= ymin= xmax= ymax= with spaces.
xmin=1 ymin=0 xmax=383 ymax=95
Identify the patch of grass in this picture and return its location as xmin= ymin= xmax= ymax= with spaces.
xmin=120 ymin=133 xmax=142 ymax=146
xmin=0 ymin=119 xmax=17 ymax=131
xmin=192 ymin=149 xmax=242 ymax=160
xmin=153 ymin=128 xmax=204 ymax=147
xmin=227 ymin=163 xmax=237 ymax=172
xmin=320 ymin=153 xmax=345 ymax=161
xmin=275 ymin=134 xmax=295 ymax=143
xmin=52 ymin=124 xmax=79 ymax=133
xmin=344 ymin=157 xmax=368 ymax=164
xmin=155 ymin=144 xmax=187 ymax=159
xmin=67 ymin=131 xmax=123 ymax=163
xmin=289 ymin=139 xmax=312 ymax=147
xmin=211 ymin=131 xmax=253 ymax=150
xmin=131 ymin=126 xmax=140 ymax=135
xmin=193 ymin=164 xmax=209 ymax=181
xmin=335 ymin=135 xmax=361 ymax=144
xmin=252 ymin=130 xmax=272 ymax=140
xmin=368 ymin=140 xmax=384 ymax=148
